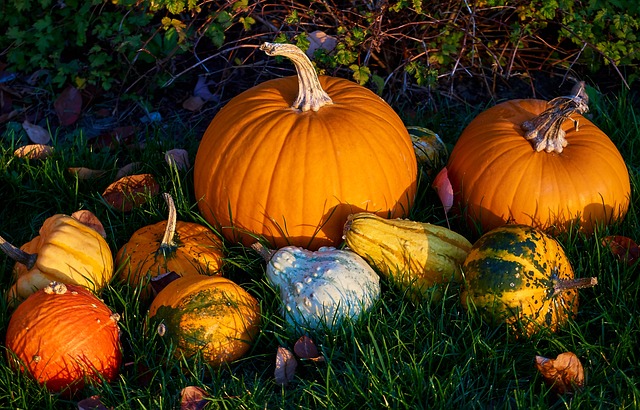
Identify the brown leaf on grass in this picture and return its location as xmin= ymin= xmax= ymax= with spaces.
xmin=68 ymin=167 xmax=108 ymax=180
xmin=14 ymin=144 xmax=54 ymax=160
xmin=22 ymin=119 xmax=50 ymax=144
xmin=102 ymin=173 xmax=160 ymax=212
xmin=165 ymin=149 xmax=191 ymax=171
xmin=115 ymin=162 xmax=142 ymax=180
xmin=193 ymin=75 xmax=218 ymax=102
xmin=182 ymin=95 xmax=205 ymax=111
xmin=150 ymin=271 xmax=181 ymax=296
xmin=72 ymin=210 xmax=107 ymax=238
xmin=54 ymin=85 xmax=83 ymax=126
xmin=77 ymin=395 xmax=110 ymax=410
xmin=535 ymin=352 xmax=584 ymax=395
xmin=602 ymin=236 xmax=640 ymax=266
xmin=293 ymin=335 xmax=324 ymax=362
xmin=91 ymin=125 xmax=138 ymax=150
xmin=275 ymin=346 xmax=297 ymax=386
xmin=180 ymin=385 xmax=209 ymax=410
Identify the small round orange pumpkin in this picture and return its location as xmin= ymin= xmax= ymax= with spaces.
xmin=5 ymin=282 xmax=122 ymax=395
xmin=193 ymin=42 xmax=417 ymax=250
xmin=447 ymin=82 xmax=630 ymax=234
xmin=148 ymin=275 xmax=261 ymax=366
xmin=116 ymin=193 xmax=224 ymax=299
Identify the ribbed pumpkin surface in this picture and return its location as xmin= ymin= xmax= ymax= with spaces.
xmin=5 ymin=282 xmax=122 ymax=395
xmin=447 ymin=99 xmax=630 ymax=234
xmin=460 ymin=224 xmax=581 ymax=336
xmin=116 ymin=220 xmax=224 ymax=298
xmin=193 ymin=74 xmax=417 ymax=250
xmin=149 ymin=275 xmax=261 ymax=366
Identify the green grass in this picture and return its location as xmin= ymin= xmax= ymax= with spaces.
xmin=0 ymin=88 xmax=639 ymax=409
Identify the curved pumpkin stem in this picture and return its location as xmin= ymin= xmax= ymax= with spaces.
xmin=260 ymin=42 xmax=333 ymax=112
xmin=552 ymin=276 xmax=597 ymax=297
xmin=251 ymin=242 xmax=275 ymax=262
xmin=158 ymin=193 xmax=178 ymax=257
xmin=0 ymin=233 xmax=37 ymax=270
xmin=521 ymin=81 xmax=589 ymax=154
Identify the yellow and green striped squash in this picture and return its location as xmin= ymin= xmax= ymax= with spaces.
xmin=460 ymin=224 xmax=595 ymax=337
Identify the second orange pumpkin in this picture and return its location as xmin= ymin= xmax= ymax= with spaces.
xmin=447 ymin=83 xmax=630 ymax=234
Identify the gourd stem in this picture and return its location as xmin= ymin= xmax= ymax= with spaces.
xmin=552 ymin=276 xmax=598 ymax=297
xmin=251 ymin=242 xmax=274 ymax=262
xmin=521 ymin=81 xmax=589 ymax=154
xmin=260 ymin=42 xmax=333 ymax=112
xmin=0 ymin=233 xmax=37 ymax=270
xmin=158 ymin=193 xmax=178 ymax=256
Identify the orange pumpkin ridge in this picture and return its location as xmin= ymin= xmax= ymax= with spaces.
xmin=447 ymin=82 xmax=631 ymax=235
xmin=194 ymin=42 xmax=417 ymax=250
xmin=115 ymin=193 xmax=224 ymax=300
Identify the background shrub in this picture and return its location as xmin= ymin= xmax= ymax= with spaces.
xmin=1 ymin=0 xmax=638 ymax=112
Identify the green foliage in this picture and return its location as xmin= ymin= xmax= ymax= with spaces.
xmin=0 ymin=0 xmax=638 ymax=102
xmin=0 ymin=0 xmax=253 ymax=92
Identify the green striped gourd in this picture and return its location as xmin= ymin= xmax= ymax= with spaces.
xmin=460 ymin=224 xmax=597 ymax=337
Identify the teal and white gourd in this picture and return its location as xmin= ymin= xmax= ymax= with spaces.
xmin=252 ymin=243 xmax=380 ymax=332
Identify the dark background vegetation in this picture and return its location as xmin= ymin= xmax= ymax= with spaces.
xmin=1 ymin=0 xmax=639 ymax=138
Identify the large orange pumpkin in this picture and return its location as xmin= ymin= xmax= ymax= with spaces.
xmin=5 ymin=282 xmax=122 ymax=396
xmin=193 ymin=42 xmax=417 ymax=250
xmin=447 ymin=83 xmax=630 ymax=234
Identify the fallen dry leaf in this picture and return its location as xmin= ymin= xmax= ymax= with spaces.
xmin=432 ymin=167 xmax=453 ymax=224
xmin=115 ymin=162 xmax=142 ymax=180
xmin=54 ymin=85 xmax=83 ymax=126
xmin=165 ymin=149 xmax=191 ymax=171
xmin=68 ymin=167 xmax=108 ymax=180
xmin=293 ymin=335 xmax=324 ymax=362
xmin=182 ymin=95 xmax=206 ymax=112
xmin=602 ymin=235 xmax=639 ymax=266
xmin=22 ymin=119 xmax=51 ymax=144
xmin=306 ymin=30 xmax=337 ymax=57
xmin=102 ymin=173 xmax=160 ymax=212
xmin=14 ymin=144 xmax=54 ymax=160
xmin=150 ymin=271 xmax=181 ymax=296
xmin=535 ymin=352 xmax=584 ymax=395
xmin=77 ymin=395 xmax=109 ymax=410
xmin=193 ymin=75 xmax=218 ymax=102
xmin=71 ymin=210 xmax=107 ymax=238
xmin=294 ymin=335 xmax=319 ymax=358
xmin=180 ymin=385 xmax=209 ymax=410
xmin=275 ymin=346 xmax=297 ymax=386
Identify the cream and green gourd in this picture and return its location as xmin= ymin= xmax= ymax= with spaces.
xmin=253 ymin=244 xmax=380 ymax=331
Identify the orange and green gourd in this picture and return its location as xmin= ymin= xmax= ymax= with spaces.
xmin=460 ymin=224 xmax=597 ymax=337
xmin=148 ymin=275 xmax=261 ymax=366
